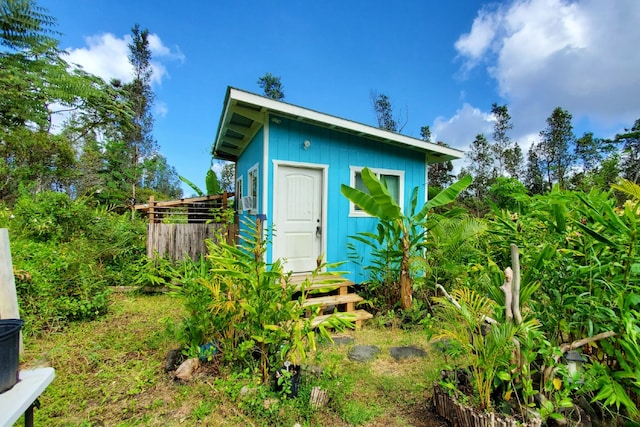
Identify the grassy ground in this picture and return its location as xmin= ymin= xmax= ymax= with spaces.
xmin=19 ymin=292 xmax=448 ymax=426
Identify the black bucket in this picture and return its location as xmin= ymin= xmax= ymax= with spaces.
xmin=0 ymin=318 xmax=24 ymax=394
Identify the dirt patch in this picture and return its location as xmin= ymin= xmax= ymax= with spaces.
xmin=362 ymin=400 xmax=450 ymax=427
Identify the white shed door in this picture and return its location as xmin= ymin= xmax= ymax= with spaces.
xmin=274 ymin=165 xmax=323 ymax=273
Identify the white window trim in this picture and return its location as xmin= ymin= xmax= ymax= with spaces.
xmin=248 ymin=163 xmax=259 ymax=215
xmin=348 ymin=166 xmax=405 ymax=217
xmin=236 ymin=175 xmax=244 ymax=213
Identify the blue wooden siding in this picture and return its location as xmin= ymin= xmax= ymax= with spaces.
xmin=236 ymin=128 xmax=264 ymax=230
xmin=265 ymin=115 xmax=427 ymax=283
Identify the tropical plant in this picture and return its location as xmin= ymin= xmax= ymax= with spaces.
xmin=171 ymin=219 xmax=354 ymax=383
xmin=483 ymin=184 xmax=640 ymax=420
xmin=419 ymin=211 xmax=486 ymax=297
xmin=341 ymin=167 xmax=471 ymax=310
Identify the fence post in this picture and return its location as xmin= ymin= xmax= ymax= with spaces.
xmin=148 ymin=195 xmax=155 ymax=224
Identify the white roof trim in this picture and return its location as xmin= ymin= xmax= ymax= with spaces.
xmin=214 ymin=87 xmax=464 ymax=161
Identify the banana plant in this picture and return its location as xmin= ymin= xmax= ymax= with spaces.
xmin=341 ymin=168 xmax=471 ymax=309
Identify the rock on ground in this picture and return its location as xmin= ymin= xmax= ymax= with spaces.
xmin=389 ymin=345 xmax=427 ymax=361
xmin=348 ymin=345 xmax=381 ymax=362
xmin=174 ymin=358 xmax=199 ymax=381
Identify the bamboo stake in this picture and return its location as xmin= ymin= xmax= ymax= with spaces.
xmin=436 ymin=283 xmax=498 ymax=325
xmin=510 ymin=244 xmax=522 ymax=325
xmin=501 ymin=267 xmax=513 ymax=321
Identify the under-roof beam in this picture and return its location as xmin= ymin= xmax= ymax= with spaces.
xmin=225 ymin=123 xmax=250 ymax=136
xmin=233 ymin=105 xmax=265 ymax=123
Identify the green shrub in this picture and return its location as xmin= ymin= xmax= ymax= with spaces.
xmin=170 ymin=219 xmax=354 ymax=383
xmin=4 ymin=191 xmax=146 ymax=334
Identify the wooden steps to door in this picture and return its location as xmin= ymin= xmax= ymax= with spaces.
xmin=311 ymin=310 xmax=373 ymax=329
xmin=302 ymin=293 xmax=363 ymax=308
xmin=289 ymin=273 xmax=372 ymax=329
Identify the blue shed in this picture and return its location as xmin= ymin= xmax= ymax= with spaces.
xmin=213 ymin=87 xmax=463 ymax=284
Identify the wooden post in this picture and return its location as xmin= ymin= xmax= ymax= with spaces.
xmin=148 ymin=195 xmax=155 ymax=224
xmin=510 ymin=244 xmax=522 ymax=325
xmin=0 ymin=229 xmax=22 ymax=353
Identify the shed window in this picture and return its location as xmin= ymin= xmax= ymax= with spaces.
xmin=236 ymin=175 xmax=243 ymax=212
xmin=350 ymin=166 xmax=404 ymax=217
xmin=248 ymin=164 xmax=259 ymax=214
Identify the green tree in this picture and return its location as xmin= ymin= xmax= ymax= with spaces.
xmin=220 ymin=162 xmax=235 ymax=192
xmin=465 ymin=133 xmax=494 ymax=200
xmin=420 ymin=125 xmax=432 ymax=142
xmin=421 ymin=126 xmax=453 ymax=189
xmin=141 ymin=154 xmax=182 ymax=199
xmin=0 ymin=0 xmax=132 ymax=203
xmin=257 ymin=72 xmax=284 ymax=100
xmin=575 ymin=132 xmax=602 ymax=173
xmin=616 ymin=118 xmax=640 ymax=183
xmin=504 ymin=142 xmax=524 ymax=180
xmin=539 ymin=107 xmax=575 ymax=189
xmin=524 ymin=144 xmax=545 ymax=195
xmin=428 ymin=142 xmax=454 ymax=189
xmin=488 ymin=176 xmax=528 ymax=211
xmin=371 ymin=91 xmax=406 ymax=132
xmin=490 ymin=103 xmax=514 ymax=176
xmin=122 ymin=24 xmax=157 ymax=205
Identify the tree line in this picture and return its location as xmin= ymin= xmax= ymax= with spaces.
xmin=367 ymin=91 xmax=639 ymax=214
xmin=0 ymin=0 xmax=183 ymax=209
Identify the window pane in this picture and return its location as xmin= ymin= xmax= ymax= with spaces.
xmin=354 ymin=172 xmax=368 ymax=210
xmin=381 ymin=174 xmax=400 ymax=204
xmin=355 ymin=172 xmax=368 ymax=193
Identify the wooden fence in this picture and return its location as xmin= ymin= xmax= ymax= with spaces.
xmin=146 ymin=222 xmax=238 ymax=261
xmin=134 ymin=193 xmax=238 ymax=261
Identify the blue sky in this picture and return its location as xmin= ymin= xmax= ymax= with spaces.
xmin=40 ymin=0 xmax=640 ymax=196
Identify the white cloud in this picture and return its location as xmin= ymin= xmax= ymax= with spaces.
xmin=155 ymin=101 xmax=169 ymax=118
xmin=432 ymin=103 xmax=493 ymax=152
xmin=65 ymin=32 xmax=183 ymax=86
xmin=455 ymin=0 xmax=640 ymax=135
xmin=66 ymin=33 xmax=130 ymax=83
xmin=454 ymin=8 xmax=499 ymax=71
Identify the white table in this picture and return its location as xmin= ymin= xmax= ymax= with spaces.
xmin=0 ymin=368 xmax=55 ymax=427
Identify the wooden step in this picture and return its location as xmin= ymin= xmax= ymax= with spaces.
xmin=288 ymin=273 xmax=355 ymax=292
xmin=311 ymin=309 xmax=373 ymax=329
xmin=303 ymin=293 xmax=363 ymax=308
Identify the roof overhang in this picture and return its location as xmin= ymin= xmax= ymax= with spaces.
xmin=213 ymin=87 xmax=464 ymax=163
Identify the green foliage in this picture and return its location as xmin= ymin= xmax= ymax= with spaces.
xmin=464 ymin=133 xmax=494 ymax=204
xmin=170 ymin=219 xmax=353 ymax=383
xmin=0 ymin=0 xmax=177 ymax=206
xmin=205 ymin=169 xmax=221 ymax=195
xmin=132 ymin=254 xmax=177 ymax=290
xmin=431 ymin=287 xmax=520 ymax=411
xmin=487 ymin=176 xmax=528 ymax=211
xmin=616 ymin=118 xmax=640 ymax=183
xmin=420 ymin=211 xmax=486 ymax=295
xmin=5 ymin=191 xmax=146 ymax=334
xmin=372 ymin=92 xmax=399 ymax=132
xmin=539 ymin=106 xmax=575 ymax=189
xmin=341 ymin=168 xmax=471 ymax=311
xmin=178 ymin=175 xmax=204 ymax=196
xmin=257 ymin=72 xmax=284 ymax=100
xmin=482 ymin=187 xmax=640 ymax=418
